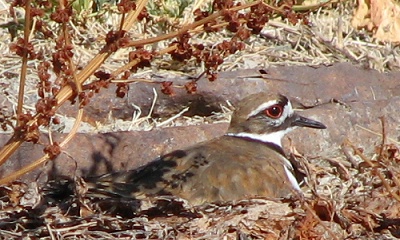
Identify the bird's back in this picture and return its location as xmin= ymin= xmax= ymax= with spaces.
xmin=87 ymin=135 xmax=295 ymax=205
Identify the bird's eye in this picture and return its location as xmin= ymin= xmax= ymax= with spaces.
xmin=265 ymin=104 xmax=283 ymax=119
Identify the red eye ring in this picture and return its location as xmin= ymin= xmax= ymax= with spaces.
xmin=265 ymin=104 xmax=283 ymax=119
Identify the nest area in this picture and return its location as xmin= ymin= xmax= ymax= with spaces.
xmin=1 ymin=140 xmax=399 ymax=239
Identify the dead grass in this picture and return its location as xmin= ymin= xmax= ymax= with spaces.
xmin=0 ymin=0 xmax=400 ymax=239
xmin=0 ymin=0 xmax=399 ymax=134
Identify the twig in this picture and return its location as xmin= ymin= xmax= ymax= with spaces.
xmin=0 ymin=108 xmax=84 ymax=185
xmin=16 ymin=0 xmax=31 ymax=124
xmin=378 ymin=117 xmax=386 ymax=161
xmin=355 ymin=124 xmax=399 ymax=145
xmin=156 ymin=107 xmax=190 ymax=128
xmin=302 ymin=201 xmax=340 ymax=240
xmin=343 ymin=139 xmax=400 ymax=203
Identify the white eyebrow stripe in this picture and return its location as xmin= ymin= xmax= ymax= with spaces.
xmin=247 ymin=100 xmax=278 ymax=118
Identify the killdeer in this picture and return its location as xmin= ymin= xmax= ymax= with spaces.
xmin=87 ymin=92 xmax=326 ymax=205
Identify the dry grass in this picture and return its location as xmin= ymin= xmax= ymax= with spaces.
xmin=0 ymin=0 xmax=399 ymax=133
xmin=0 ymin=0 xmax=400 ymax=239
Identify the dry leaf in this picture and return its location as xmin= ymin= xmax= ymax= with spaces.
xmin=352 ymin=0 xmax=400 ymax=43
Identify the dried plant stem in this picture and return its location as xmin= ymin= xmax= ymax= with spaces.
xmin=344 ymin=139 xmax=400 ymax=203
xmin=302 ymin=201 xmax=339 ymax=240
xmin=0 ymin=108 xmax=84 ymax=185
xmin=111 ymin=45 xmax=177 ymax=78
xmin=125 ymin=0 xmax=262 ymax=48
xmin=0 ymin=0 xmax=86 ymax=184
xmin=356 ymin=124 xmax=399 ymax=144
xmin=122 ymin=0 xmax=149 ymax=31
xmin=16 ymin=0 xmax=32 ymax=124
xmin=378 ymin=117 xmax=386 ymax=162
xmin=292 ymin=0 xmax=340 ymax=12
xmin=0 ymin=0 xmax=148 ymax=173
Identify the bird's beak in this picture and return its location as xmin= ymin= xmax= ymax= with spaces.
xmin=291 ymin=114 xmax=327 ymax=129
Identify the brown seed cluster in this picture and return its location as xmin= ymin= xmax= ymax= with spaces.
xmin=161 ymin=81 xmax=174 ymax=96
xmin=9 ymin=38 xmax=39 ymax=59
xmin=129 ymin=48 xmax=153 ymax=71
xmin=165 ymin=1 xmax=269 ymax=84
xmin=50 ymin=6 xmax=72 ymax=23
xmin=105 ymin=30 xmax=130 ymax=53
xmin=117 ymin=0 xmax=136 ymax=14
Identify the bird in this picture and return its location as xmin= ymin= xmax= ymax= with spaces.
xmin=86 ymin=92 xmax=326 ymax=206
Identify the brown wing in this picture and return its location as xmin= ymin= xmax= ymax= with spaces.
xmin=171 ymin=136 xmax=295 ymax=204
xmin=87 ymin=136 xmax=295 ymax=205
xmin=86 ymin=149 xmax=193 ymax=198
